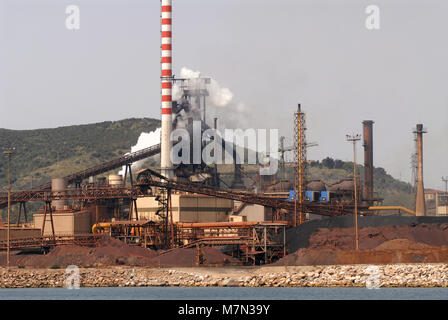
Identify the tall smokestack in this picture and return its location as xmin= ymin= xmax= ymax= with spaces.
xmin=414 ymin=124 xmax=426 ymax=216
xmin=362 ymin=120 xmax=374 ymax=203
xmin=161 ymin=0 xmax=174 ymax=178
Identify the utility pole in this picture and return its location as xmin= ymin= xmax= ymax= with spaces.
xmin=346 ymin=134 xmax=361 ymax=250
xmin=3 ymin=147 xmax=16 ymax=269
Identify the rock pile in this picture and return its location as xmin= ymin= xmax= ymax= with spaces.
xmin=1 ymin=264 xmax=448 ymax=288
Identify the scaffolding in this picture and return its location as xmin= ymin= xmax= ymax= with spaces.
xmin=294 ymin=104 xmax=307 ymax=226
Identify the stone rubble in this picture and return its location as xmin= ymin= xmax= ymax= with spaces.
xmin=1 ymin=264 xmax=448 ymax=288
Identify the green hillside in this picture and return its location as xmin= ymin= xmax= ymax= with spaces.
xmin=0 ymin=118 xmax=160 ymax=191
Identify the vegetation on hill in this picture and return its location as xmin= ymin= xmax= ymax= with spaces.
xmin=0 ymin=118 xmax=160 ymax=190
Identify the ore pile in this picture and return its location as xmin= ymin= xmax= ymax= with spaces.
xmin=2 ymin=236 xmax=239 ymax=268
xmin=152 ymin=247 xmax=241 ymax=267
xmin=277 ymin=223 xmax=448 ymax=266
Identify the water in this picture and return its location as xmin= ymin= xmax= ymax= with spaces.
xmin=0 ymin=287 xmax=448 ymax=300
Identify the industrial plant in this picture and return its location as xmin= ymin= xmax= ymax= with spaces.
xmin=1 ymin=0 xmax=447 ymax=269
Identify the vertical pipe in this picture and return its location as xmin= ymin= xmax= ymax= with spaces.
xmin=362 ymin=120 xmax=374 ymax=203
xmin=214 ymin=117 xmax=219 ymax=187
xmin=436 ymin=191 xmax=439 ymax=216
xmin=6 ymin=153 xmax=10 ymax=268
xmin=264 ymin=227 xmax=267 ymax=263
xmin=161 ymin=0 xmax=173 ymax=178
xmin=415 ymin=124 xmax=426 ymax=216
xmin=169 ymin=190 xmax=174 ymax=248
xmin=353 ymin=141 xmax=359 ymax=250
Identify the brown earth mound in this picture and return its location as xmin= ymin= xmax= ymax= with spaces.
xmin=373 ymin=238 xmax=436 ymax=251
xmin=276 ymin=245 xmax=448 ymax=266
xmin=308 ymin=223 xmax=448 ymax=250
xmin=152 ymin=247 xmax=242 ymax=267
xmin=12 ymin=236 xmax=159 ymax=268
xmin=276 ymin=223 xmax=448 ymax=266
xmin=4 ymin=236 xmax=239 ymax=268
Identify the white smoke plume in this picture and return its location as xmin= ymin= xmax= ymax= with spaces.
xmin=118 ymin=68 xmax=251 ymax=176
xmin=173 ymin=67 xmax=250 ymax=129
xmin=118 ymin=127 xmax=161 ymax=176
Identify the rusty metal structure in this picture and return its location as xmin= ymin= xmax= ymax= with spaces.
xmin=294 ymin=104 xmax=307 ymax=226
xmin=0 ymin=143 xmax=161 ymax=210
xmin=414 ymin=124 xmax=427 ymax=216
xmin=135 ymin=168 xmax=364 ymax=218
xmin=155 ymin=221 xmax=287 ymax=265
xmin=362 ymin=120 xmax=374 ymax=204
xmin=0 ymin=234 xmax=100 ymax=251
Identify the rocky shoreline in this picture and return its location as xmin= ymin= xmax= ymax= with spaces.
xmin=1 ymin=264 xmax=448 ymax=288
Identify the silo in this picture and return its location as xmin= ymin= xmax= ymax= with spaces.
xmin=51 ymin=178 xmax=67 ymax=211
xmin=109 ymin=174 xmax=124 ymax=187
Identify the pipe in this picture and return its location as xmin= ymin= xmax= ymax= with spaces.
xmin=414 ymin=124 xmax=426 ymax=216
xmin=161 ymin=0 xmax=174 ymax=178
xmin=362 ymin=120 xmax=374 ymax=203
xmin=367 ymin=206 xmax=415 ymax=216
xmin=92 ymin=222 xmax=112 ymax=234
xmin=175 ymin=222 xmax=259 ymax=228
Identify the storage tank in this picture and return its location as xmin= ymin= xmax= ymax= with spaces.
xmin=52 ymin=178 xmax=67 ymax=210
xmin=109 ymin=174 xmax=123 ymax=187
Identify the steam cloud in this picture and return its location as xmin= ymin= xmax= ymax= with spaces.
xmin=173 ymin=67 xmax=251 ymax=129
xmin=117 ymin=67 xmax=252 ymax=175
xmin=118 ymin=127 xmax=161 ymax=176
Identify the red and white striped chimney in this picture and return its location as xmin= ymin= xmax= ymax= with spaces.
xmin=161 ymin=0 xmax=173 ymax=178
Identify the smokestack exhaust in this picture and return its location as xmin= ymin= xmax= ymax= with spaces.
xmin=161 ymin=0 xmax=174 ymax=178
xmin=414 ymin=124 xmax=426 ymax=216
xmin=362 ymin=120 xmax=374 ymax=204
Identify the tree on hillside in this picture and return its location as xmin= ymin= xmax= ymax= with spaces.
xmin=322 ymin=157 xmax=335 ymax=169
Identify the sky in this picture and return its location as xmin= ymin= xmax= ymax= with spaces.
xmin=0 ymin=0 xmax=447 ymax=190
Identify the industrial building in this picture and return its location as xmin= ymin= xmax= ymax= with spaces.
xmin=0 ymin=0 xmax=438 ymax=267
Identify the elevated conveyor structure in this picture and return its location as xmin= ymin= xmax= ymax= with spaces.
xmin=0 ymin=144 xmax=161 ymax=209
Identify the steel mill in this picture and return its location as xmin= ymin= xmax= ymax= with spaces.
xmin=0 ymin=0 xmax=437 ymax=267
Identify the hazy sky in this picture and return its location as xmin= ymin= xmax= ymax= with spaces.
xmin=0 ymin=0 xmax=447 ymax=190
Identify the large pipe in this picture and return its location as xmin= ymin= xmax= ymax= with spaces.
xmin=362 ymin=120 xmax=374 ymax=203
xmin=415 ymin=124 xmax=426 ymax=216
xmin=367 ymin=206 xmax=415 ymax=216
xmin=160 ymin=0 xmax=174 ymax=178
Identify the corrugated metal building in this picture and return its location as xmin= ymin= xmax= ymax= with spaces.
xmin=136 ymin=194 xmax=233 ymax=223
xmin=33 ymin=210 xmax=91 ymax=236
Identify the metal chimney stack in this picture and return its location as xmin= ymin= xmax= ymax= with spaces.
xmin=160 ymin=0 xmax=174 ymax=178
xmin=362 ymin=120 xmax=374 ymax=204
xmin=414 ymin=124 xmax=426 ymax=216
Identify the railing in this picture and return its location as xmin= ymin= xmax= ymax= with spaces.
xmin=0 ymin=234 xmax=101 ymax=250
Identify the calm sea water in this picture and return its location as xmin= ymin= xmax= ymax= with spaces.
xmin=0 ymin=287 xmax=447 ymax=300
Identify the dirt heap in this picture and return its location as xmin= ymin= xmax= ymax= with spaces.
xmin=276 ymin=223 xmax=448 ymax=266
xmin=152 ymin=247 xmax=242 ymax=267
xmin=5 ymin=236 xmax=240 ymax=268
xmin=373 ymin=238 xmax=436 ymax=251
xmin=12 ymin=236 xmax=159 ymax=268
xmin=307 ymin=223 xmax=448 ymax=250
